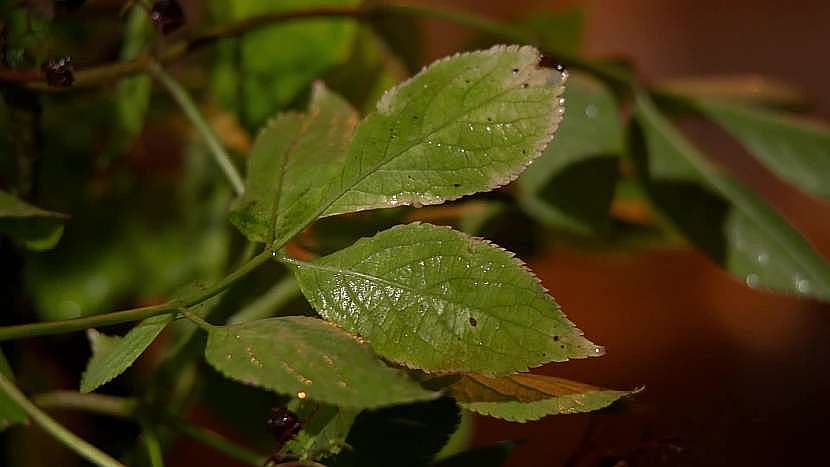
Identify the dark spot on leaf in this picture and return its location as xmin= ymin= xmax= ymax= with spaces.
xmin=487 ymin=117 xmax=493 ymax=122
xmin=453 ymin=183 xmax=461 ymax=188
xmin=469 ymin=317 xmax=477 ymax=327
xmin=553 ymin=335 xmax=559 ymax=341
xmin=512 ymin=68 xmax=519 ymax=74
xmin=521 ymin=83 xmax=529 ymax=89
xmin=560 ymin=344 xmax=566 ymax=349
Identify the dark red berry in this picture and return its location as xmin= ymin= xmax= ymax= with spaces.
xmin=150 ymin=0 xmax=185 ymax=35
xmin=41 ymin=57 xmax=74 ymax=88
xmin=266 ymin=407 xmax=302 ymax=442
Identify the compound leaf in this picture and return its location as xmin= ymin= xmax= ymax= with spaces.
xmin=449 ymin=373 xmax=634 ymax=422
xmin=291 ymin=222 xmax=603 ymax=375
xmin=204 ymin=316 xmax=437 ymax=409
xmin=695 ymin=99 xmax=830 ymax=200
xmin=229 ymin=84 xmax=358 ymax=243
xmin=633 ymin=93 xmax=830 ymax=301
xmin=320 ymin=44 xmax=566 ymax=218
xmin=80 ymin=313 xmax=174 ymax=393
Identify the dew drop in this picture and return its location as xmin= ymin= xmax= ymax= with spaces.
xmin=796 ymin=278 xmax=811 ymax=294
xmin=297 ymin=391 xmax=307 ymax=400
xmin=511 ymin=68 xmax=519 ymax=74
xmin=756 ymin=252 xmax=769 ymax=265
xmin=745 ymin=273 xmax=760 ymax=288
xmin=486 ymin=126 xmax=492 ymax=132
xmin=226 ymin=353 xmax=232 ymax=360
xmin=592 ymin=345 xmax=606 ymax=356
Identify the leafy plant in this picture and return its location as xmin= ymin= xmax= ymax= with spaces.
xmin=0 ymin=2 xmax=827 ymax=466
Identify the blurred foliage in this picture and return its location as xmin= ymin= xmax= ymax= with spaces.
xmin=0 ymin=1 xmax=828 ymax=467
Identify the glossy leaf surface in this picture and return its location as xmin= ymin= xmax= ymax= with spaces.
xmin=319 ymin=45 xmax=567 ymax=218
xmin=229 ymin=84 xmax=358 ymax=243
xmin=292 ymin=222 xmax=603 ymax=375
xmin=204 ymin=316 xmax=436 ymax=408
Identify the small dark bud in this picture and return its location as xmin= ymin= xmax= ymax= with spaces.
xmin=55 ymin=0 xmax=86 ymax=12
xmin=266 ymin=407 xmax=302 ymax=441
xmin=150 ymin=0 xmax=186 ymax=35
xmin=42 ymin=56 xmax=74 ymax=88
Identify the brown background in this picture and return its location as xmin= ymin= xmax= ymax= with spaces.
xmin=411 ymin=1 xmax=830 ymax=466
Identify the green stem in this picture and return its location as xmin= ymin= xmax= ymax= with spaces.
xmin=0 ymin=374 xmax=126 ymax=467
xmin=228 ymin=275 xmax=300 ymax=324
xmin=33 ymin=391 xmax=137 ymax=418
xmin=182 ymin=310 xmax=217 ymax=332
xmin=164 ymin=416 xmax=263 ymax=467
xmin=0 ymin=249 xmax=272 ymax=341
xmin=148 ymin=61 xmax=245 ymax=196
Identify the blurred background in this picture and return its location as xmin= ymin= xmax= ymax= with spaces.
xmin=1 ymin=1 xmax=829 ymax=466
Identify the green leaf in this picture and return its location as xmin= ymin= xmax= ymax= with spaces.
xmin=694 ymin=99 xmax=830 ymax=200
xmin=80 ymin=313 xmax=174 ymax=393
xmin=329 ymin=398 xmax=461 ymax=467
xmin=0 ymin=350 xmax=27 ymax=431
xmin=0 ymin=190 xmax=67 ymax=251
xmin=204 ymin=316 xmax=437 ymax=408
xmin=229 ymin=84 xmax=358 ymax=243
xmin=284 ymin=402 xmax=359 ymax=461
xmin=211 ymin=0 xmax=360 ymax=129
xmin=633 ymin=93 xmax=830 ymax=301
xmin=431 ymin=441 xmax=517 ymax=467
xmin=449 ymin=373 xmax=634 ymax=422
xmin=291 ymin=222 xmax=603 ymax=375
xmin=319 ymin=45 xmax=567 ymax=219
xmin=518 ymin=73 xmax=622 ymax=235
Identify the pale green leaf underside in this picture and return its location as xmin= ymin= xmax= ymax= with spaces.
xmin=635 ymin=94 xmax=830 ymax=301
xmin=0 ymin=190 xmax=67 ymax=251
xmin=695 ymin=99 xmax=830 ymax=200
xmin=81 ymin=314 xmax=173 ymax=393
xmin=230 ymin=84 xmax=358 ymax=243
xmin=292 ymin=222 xmax=603 ymax=375
xmin=450 ymin=373 xmax=633 ymax=422
xmin=0 ymin=350 xmax=27 ymax=431
xmin=319 ymin=45 xmax=566 ymax=218
xmin=204 ymin=316 xmax=437 ymax=408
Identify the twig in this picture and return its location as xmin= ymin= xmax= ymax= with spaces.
xmin=0 ymin=374 xmax=126 ymax=467
xmin=0 ymin=4 xmax=632 ymax=91
xmin=148 ymin=61 xmax=245 ymax=195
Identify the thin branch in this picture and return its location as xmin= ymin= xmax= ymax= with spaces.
xmin=0 ymin=4 xmax=632 ymax=92
xmin=148 ymin=61 xmax=245 ymax=195
xmin=0 ymin=374 xmax=126 ymax=467
xmin=0 ymin=249 xmax=273 ymax=341
xmin=33 ymin=391 xmax=138 ymax=418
